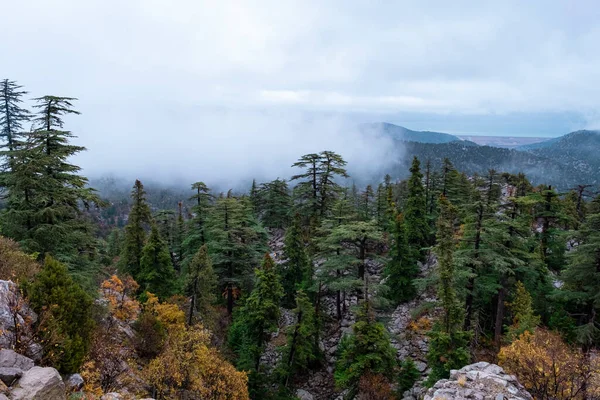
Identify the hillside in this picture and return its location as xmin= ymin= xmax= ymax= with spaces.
xmin=361 ymin=122 xmax=462 ymax=144
xmin=394 ymin=140 xmax=597 ymax=188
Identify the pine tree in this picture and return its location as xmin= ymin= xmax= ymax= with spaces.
xmin=119 ymin=180 xmax=152 ymax=278
xmin=257 ymin=178 xmax=291 ymax=228
xmin=139 ymin=223 xmax=177 ymax=299
xmin=426 ymin=195 xmax=470 ymax=384
xmin=506 ymin=281 xmax=540 ymax=341
xmin=207 ymin=194 xmax=267 ymax=314
xmin=106 ymin=228 xmax=122 ymax=258
xmin=561 ymin=195 xmax=600 ymax=349
xmin=27 ymin=256 xmax=94 ymax=373
xmin=0 ymin=79 xmax=30 ymax=154
xmin=278 ymin=289 xmax=320 ymax=387
xmin=182 ymin=181 xmax=213 ymax=267
xmin=404 ymin=156 xmax=429 ymax=260
xmin=185 ymin=244 xmax=217 ymax=326
xmin=384 ymin=213 xmax=418 ymax=304
xmin=360 ymin=184 xmax=375 ymax=221
xmin=281 ymin=212 xmax=311 ymax=307
xmin=334 ymin=300 xmax=397 ymax=395
xmin=0 ymin=95 xmax=101 ymax=264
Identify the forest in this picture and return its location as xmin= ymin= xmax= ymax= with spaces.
xmin=1 ymin=78 xmax=600 ymax=400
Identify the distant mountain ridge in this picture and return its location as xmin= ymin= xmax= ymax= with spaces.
xmin=360 ymin=122 xmax=463 ymax=144
xmin=367 ymin=123 xmax=600 ymax=189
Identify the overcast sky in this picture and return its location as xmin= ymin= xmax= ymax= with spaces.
xmin=3 ymin=0 xmax=600 ymax=184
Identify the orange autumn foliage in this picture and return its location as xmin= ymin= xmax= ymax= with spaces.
xmin=143 ymin=293 xmax=249 ymax=399
xmin=101 ymin=275 xmax=140 ymax=323
xmin=498 ymin=329 xmax=600 ymax=400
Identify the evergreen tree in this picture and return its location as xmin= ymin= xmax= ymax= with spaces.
xmin=278 ymin=289 xmax=320 ymax=387
xmin=0 ymin=95 xmax=101 ymax=265
xmin=384 ymin=213 xmax=418 ymax=304
xmin=257 ymin=178 xmax=291 ymax=228
xmin=106 ymin=228 xmax=122 ymax=258
xmin=334 ymin=300 xmax=397 ymax=395
xmin=404 ymin=156 xmax=429 ymax=259
xmin=185 ymin=244 xmax=217 ymax=326
xmin=561 ymin=195 xmax=600 ymax=349
xmin=27 ymin=256 xmax=94 ymax=373
xmin=291 ymin=153 xmax=321 ymax=223
xmin=207 ymin=194 xmax=267 ymax=314
xmin=0 ymin=79 xmax=30 ymax=154
xmin=360 ymin=184 xmax=375 ymax=221
xmin=182 ymin=181 xmax=213 ymax=267
xmin=506 ymin=281 xmax=540 ymax=341
xmin=281 ymin=212 xmax=311 ymax=307
xmin=119 ymin=180 xmax=152 ymax=278
xmin=139 ymin=223 xmax=177 ymax=299
xmin=426 ymin=195 xmax=470 ymax=384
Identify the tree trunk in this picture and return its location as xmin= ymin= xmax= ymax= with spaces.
xmin=494 ymin=280 xmax=507 ymax=349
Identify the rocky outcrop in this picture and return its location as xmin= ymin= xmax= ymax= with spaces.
xmin=0 ymin=350 xmax=34 ymax=372
xmin=10 ymin=366 xmax=66 ymax=400
xmin=423 ymin=362 xmax=533 ymax=400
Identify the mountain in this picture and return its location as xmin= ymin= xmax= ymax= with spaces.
xmin=361 ymin=122 xmax=463 ymax=144
xmin=394 ymin=140 xmax=598 ymax=189
xmin=516 ymin=130 xmax=600 ymax=183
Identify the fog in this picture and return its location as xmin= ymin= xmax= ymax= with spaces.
xmin=71 ymin=106 xmax=402 ymax=189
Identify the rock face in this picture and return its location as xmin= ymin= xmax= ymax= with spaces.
xmin=0 ymin=350 xmax=34 ymax=372
xmin=423 ymin=362 xmax=533 ymax=400
xmin=0 ymin=281 xmax=42 ymax=361
xmin=10 ymin=366 xmax=66 ymax=400
xmin=64 ymin=373 xmax=84 ymax=392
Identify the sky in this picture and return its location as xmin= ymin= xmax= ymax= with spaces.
xmin=3 ymin=0 xmax=600 ymax=184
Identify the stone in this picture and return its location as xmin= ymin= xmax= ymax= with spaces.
xmin=64 ymin=373 xmax=84 ymax=391
xmin=0 ymin=281 xmax=40 ymax=362
xmin=101 ymin=393 xmax=124 ymax=400
xmin=0 ymin=350 xmax=33 ymax=371
xmin=0 ymin=367 xmax=22 ymax=386
xmin=296 ymin=389 xmax=314 ymax=400
xmin=0 ymin=394 xmax=7 ymax=400
xmin=10 ymin=366 xmax=65 ymax=400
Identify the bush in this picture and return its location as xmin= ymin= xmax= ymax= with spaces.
xmin=0 ymin=236 xmax=39 ymax=282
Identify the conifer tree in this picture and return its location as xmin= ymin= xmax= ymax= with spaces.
xmin=384 ymin=213 xmax=418 ymax=304
xmin=106 ymin=228 xmax=122 ymax=258
xmin=0 ymin=95 xmax=101 ymax=264
xmin=281 ymin=212 xmax=311 ymax=307
xmin=185 ymin=244 xmax=217 ymax=326
xmin=257 ymin=178 xmax=291 ymax=228
xmin=426 ymin=195 xmax=470 ymax=384
xmin=404 ymin=156 xmax=429 ymax=259
xmin=278 ymin=289 xmax=320 ymax=387
xmin=360 ymin=184 xmax=375 ymax=220
xmin=506 ymin=281 xmax=540 ymax=341
xmin=119 ymin=180 xmax=152 ymax=278
xmin=182 ymin=181 xmax=213 ymax=266
xmin=27 ymin=256 xmax=94 ymax=373
xmin=139 ymin=223 xmax=177 ymax=299
xmin=0 ymin=79 xmax=30 ymax=154
xmin=334 ymin=300 xmax=397 ymax=395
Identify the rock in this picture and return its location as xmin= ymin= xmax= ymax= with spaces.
xmin=0 ymin=281 xmax=41 ymax=361
xmin=0 ymin=395 xmax=7 ymax=400
xmin=101 ymin=393 xmax=124 ymax=400
xmin=64 ymin=373 xmax=84 ymax=391
xmin=423 ymin=362 xmax=532 ymax=400
xmin=296 ymin=389 xmax=314 ymax=400
xmin=0 ymin=350 xmax=33 ymax=371
xmin=10 ymin=366 xmax=65 ymax=400
xmin=0 ymin=367 xmax=22 ymax=386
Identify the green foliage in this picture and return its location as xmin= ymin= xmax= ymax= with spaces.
xmin=139 ymin=223 xmax=177 ymax=299
xmin=404 ymin=157 xmax=429 ymax=257
xmin=334 ymin=301 xmax=397 ymax=394
xmin=397 ymin=358 xmax=420 ymax=395
xmin=106 ymin=228 xmax=122 ymax=258
xmin=280 ymin=213 xmax=311 ymax=307
xmin=26 ymin=256 xmax=94 ymax=373
xmin=119 ymin=180 xmax=152 ymax=277
xmin=507 ymin=281 xmax=540 ymax=341
xmin=181 ymin=181 xmax=213 ymax=269
xmin=0 ymin=95 xmax=102 ymax=266
xmin=0 ymin=79 xmax=30 ymax=152
xmin=425 ymin=326 xmax=471 ymax=385
xmin=257 ymin=178 xmax=292 ymax=228
xmin=277 ymin=289 xmax=320 ymax=386
xmin=185 ymin=244 xmax=217 ymax=325
xmin=384 ymin=213 xmax=419 ymax=304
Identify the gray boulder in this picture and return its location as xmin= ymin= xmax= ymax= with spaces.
xmin=0 ymin=367 xmax=22 ymax=386
xmin=10 ymin=366 xmax=65 ymax=400
xmin=101 ymin=394 xmax=124 ymax=400
xmin=0 ymin=350 xmax=33 ymax=371
xmin=296 ymin=389 xmax=314 ymax=400
xmin=64 ymin=373 xmax=84 ymax=392
xmin=0 ymin=281 xmax=40 ymax=361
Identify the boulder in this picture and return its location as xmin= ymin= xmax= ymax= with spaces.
xmin=296 ymin=389 xmax=314 ymax=400
xmin=101 ymin=394 xmax=124 ymax=400
xmin=10 ymin=366 xmax=65 ymax=400
xmin=0 ymin=350 xmax=33 ymax=371
xmin=64 ymin=373 xmax=84 ymax=392
xmin=0 ymin=281 xmax=40 ymax=361
xmin=423 ymin=362 xmax=532 ymax=400
xmin=0 ymin=395 xmax=7 ymax=400
xmin=0 ymin=367 xmax=22 ymax=386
